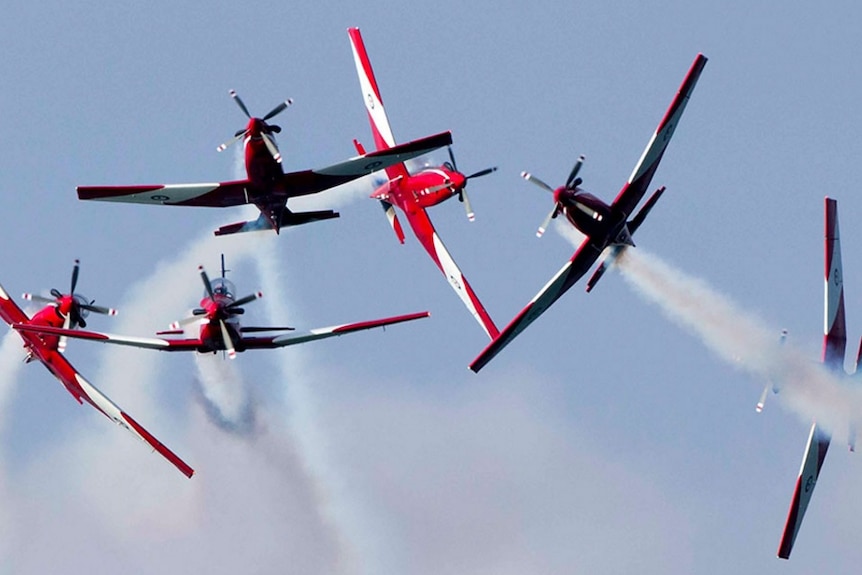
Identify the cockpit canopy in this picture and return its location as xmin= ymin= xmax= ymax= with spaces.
xmin=207 ymin=278 xmax=236 ymax=300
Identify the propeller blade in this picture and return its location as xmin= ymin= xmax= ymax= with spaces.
xmin=465 ymin=166 xmax=497 ymax=180
xmin=521 ymin=171 xmax=555 ymax=193
xmin=261 ymin=133 xmax=282 ymax=163
xmin=199 ymin=266 xmax=215 ymax=300
xmin=461 ymin=189 xmax=475 ymax=222
xmin=216 ymin=131 xmax=246 ymax=153
xmin=50 ymin=288 xmax=63 ymax=299
xmin=537 ymin=204 xmax=560 ymax=238
xmin=58 ymin=312 xmax=71 ymax=354
xmin=229 ymin=89 xmax=251 ymax=118
xmin=169 ymin=314 xmax=205 ymax=331
xmin=70 ymin=259 xmax=80 ymax=294
xmin=23 ymin=293 xmax=56 ymax=305
xmin=263 ymin=99 xmax=293 ymax=121
xmin=447 ymin=146 xmax=458 ymax=171
xmin=81 ymin=303 xmax=118 ymax=316
xmin=218 ymin=319 xmax=237 ymax=360
xmin=565 ymin=155 xmax=586 ymax=189
xmin=572 ymin=200 xmax=603 ymax=221
xmin=227 ymin=292 xmax=262 ymax=310
xmin=424 ymin=181 xmax=452 ymax=195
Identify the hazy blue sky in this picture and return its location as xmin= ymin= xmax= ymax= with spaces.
xmin=1 ymin=1 xmax=862 ymax=573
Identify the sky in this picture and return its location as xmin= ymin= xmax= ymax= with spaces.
xmin=1 ymin=1 xmax=862 ymax=573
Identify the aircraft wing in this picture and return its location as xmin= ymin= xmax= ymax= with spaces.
xmin=78 ymin=180 xmax=251 ymax=207
xmin=281 ymin=131 xmax=452 ymax=198
xmin=78 ymin=131 xmax=451 ymax=207
xmin=0 ymin=283 xmax=32 ymax=326
xmin=239 ymin=311 xmax=430 ymax=349
xmin=778 ymin=197 xmax=846 ymax=559
xmin=13 ymin=323 xmax=202 ymax=352
xmin=778 ymin=423 xmax=830 ymax=558
xmin=470 ymin=239 xmax=603 ymax=373
xmin=611 ymin=53 xmax=707 ymax=219
xmin=41 ymin=350 xmax=194 ymax=478
xmin=402 ymin=207 xmax=499 ymax=340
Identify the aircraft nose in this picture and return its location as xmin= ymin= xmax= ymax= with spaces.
xmin=553 ymin=187 xmax=566 ymax=204
xmin=450 ymin=172 xmax=467 ymax=189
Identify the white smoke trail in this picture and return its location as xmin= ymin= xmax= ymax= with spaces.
xmin=251 ymin=239 xmax=370 ymax=573
xmin=614 ymin=247 xmax=862 ymax=438
xmin=0 ymin=329 xmax=25 ymax=432
xmin=193 ymin=353 xmax=256 ymax=434
xmin=0 ymin=328 xmax=25 ymax=561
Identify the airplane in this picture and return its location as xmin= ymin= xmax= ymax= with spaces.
xmin=0 ymin=260 xmax=194 ymax=478
xmin=15 ymin=256 xmax=430 ymax=359
xmin=775 ymin=197 xmax=861 ymax=559
xmin=76 ymin=90 xmax=453 ymax=236
xmin=347 ymin=27 xmax=500 ymax=340
xmin=469 ymin=53 xmax=707 ymax=373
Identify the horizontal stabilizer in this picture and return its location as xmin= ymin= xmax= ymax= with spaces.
xmin=629 ymin=186 xmax=665 ymax=235
xmin=586 ymin=246 xmax=625 ymax=293
xmin=281 ymin=209 xmax=339 ymax=227
xmin=380 ymin=200 xmax=406 ymax=244
xmin=214 ymin=210 xmax=339 ymax=236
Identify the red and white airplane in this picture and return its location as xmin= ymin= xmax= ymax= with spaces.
xmin=76 ymin=90 xmax=453 ymax=236
xmin=469 ymin=53 xmax=707 ymax=372
xmin=0 ymin=261 xmax=194 ymax=478
xmin=347 ymin=27 xmax=500 ymax=340
xmin=15 ymin=256 xmax=430 ymax=359
xmin=774 ymin=197 xmax=860 ymax=559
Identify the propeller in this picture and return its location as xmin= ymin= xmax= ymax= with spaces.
xmin=521 ymin=171 xmax=560 ymax=237
xmin=446 ymin=147 xmax=496 ymax=222
xmin=216 ymin=89 xmax=293 ymax=164
xmin=523 ymin=155 xmax=602 ymax=238
xmin=565 ymin=155 xmax=585 ymax=189
xmin=23 ymin=260 xmax=117 ymax=352
xmin=175 ymin=264 xmax=263 ymax=359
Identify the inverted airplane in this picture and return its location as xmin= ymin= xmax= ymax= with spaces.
xmin=772 ymin=197 xmax=860 ymax=559
xmin=348 ymin=27 xmax=500 ymax=340
xmin=76 ymin=90 xmax=453 ymax=236
xmin=0 ymin=260 xmax=194 ymax=478
xmin=469 ymin=53 xmax=707 ymax=373
xmin=15 ymin=256 xmax=430 ymax=358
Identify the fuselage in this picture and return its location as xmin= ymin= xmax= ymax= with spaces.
xmin=373 ymin=162 xmax=466 ymax=212
xmin=557 ymin=187 xmax=632 ymax=248
xmin=25 ymin=296 xmax=82 ymax=353
xmin=243 ymin=118 xmax=284 ymax=186
xmin=196 ymin=279 xmax=242 ymax=352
